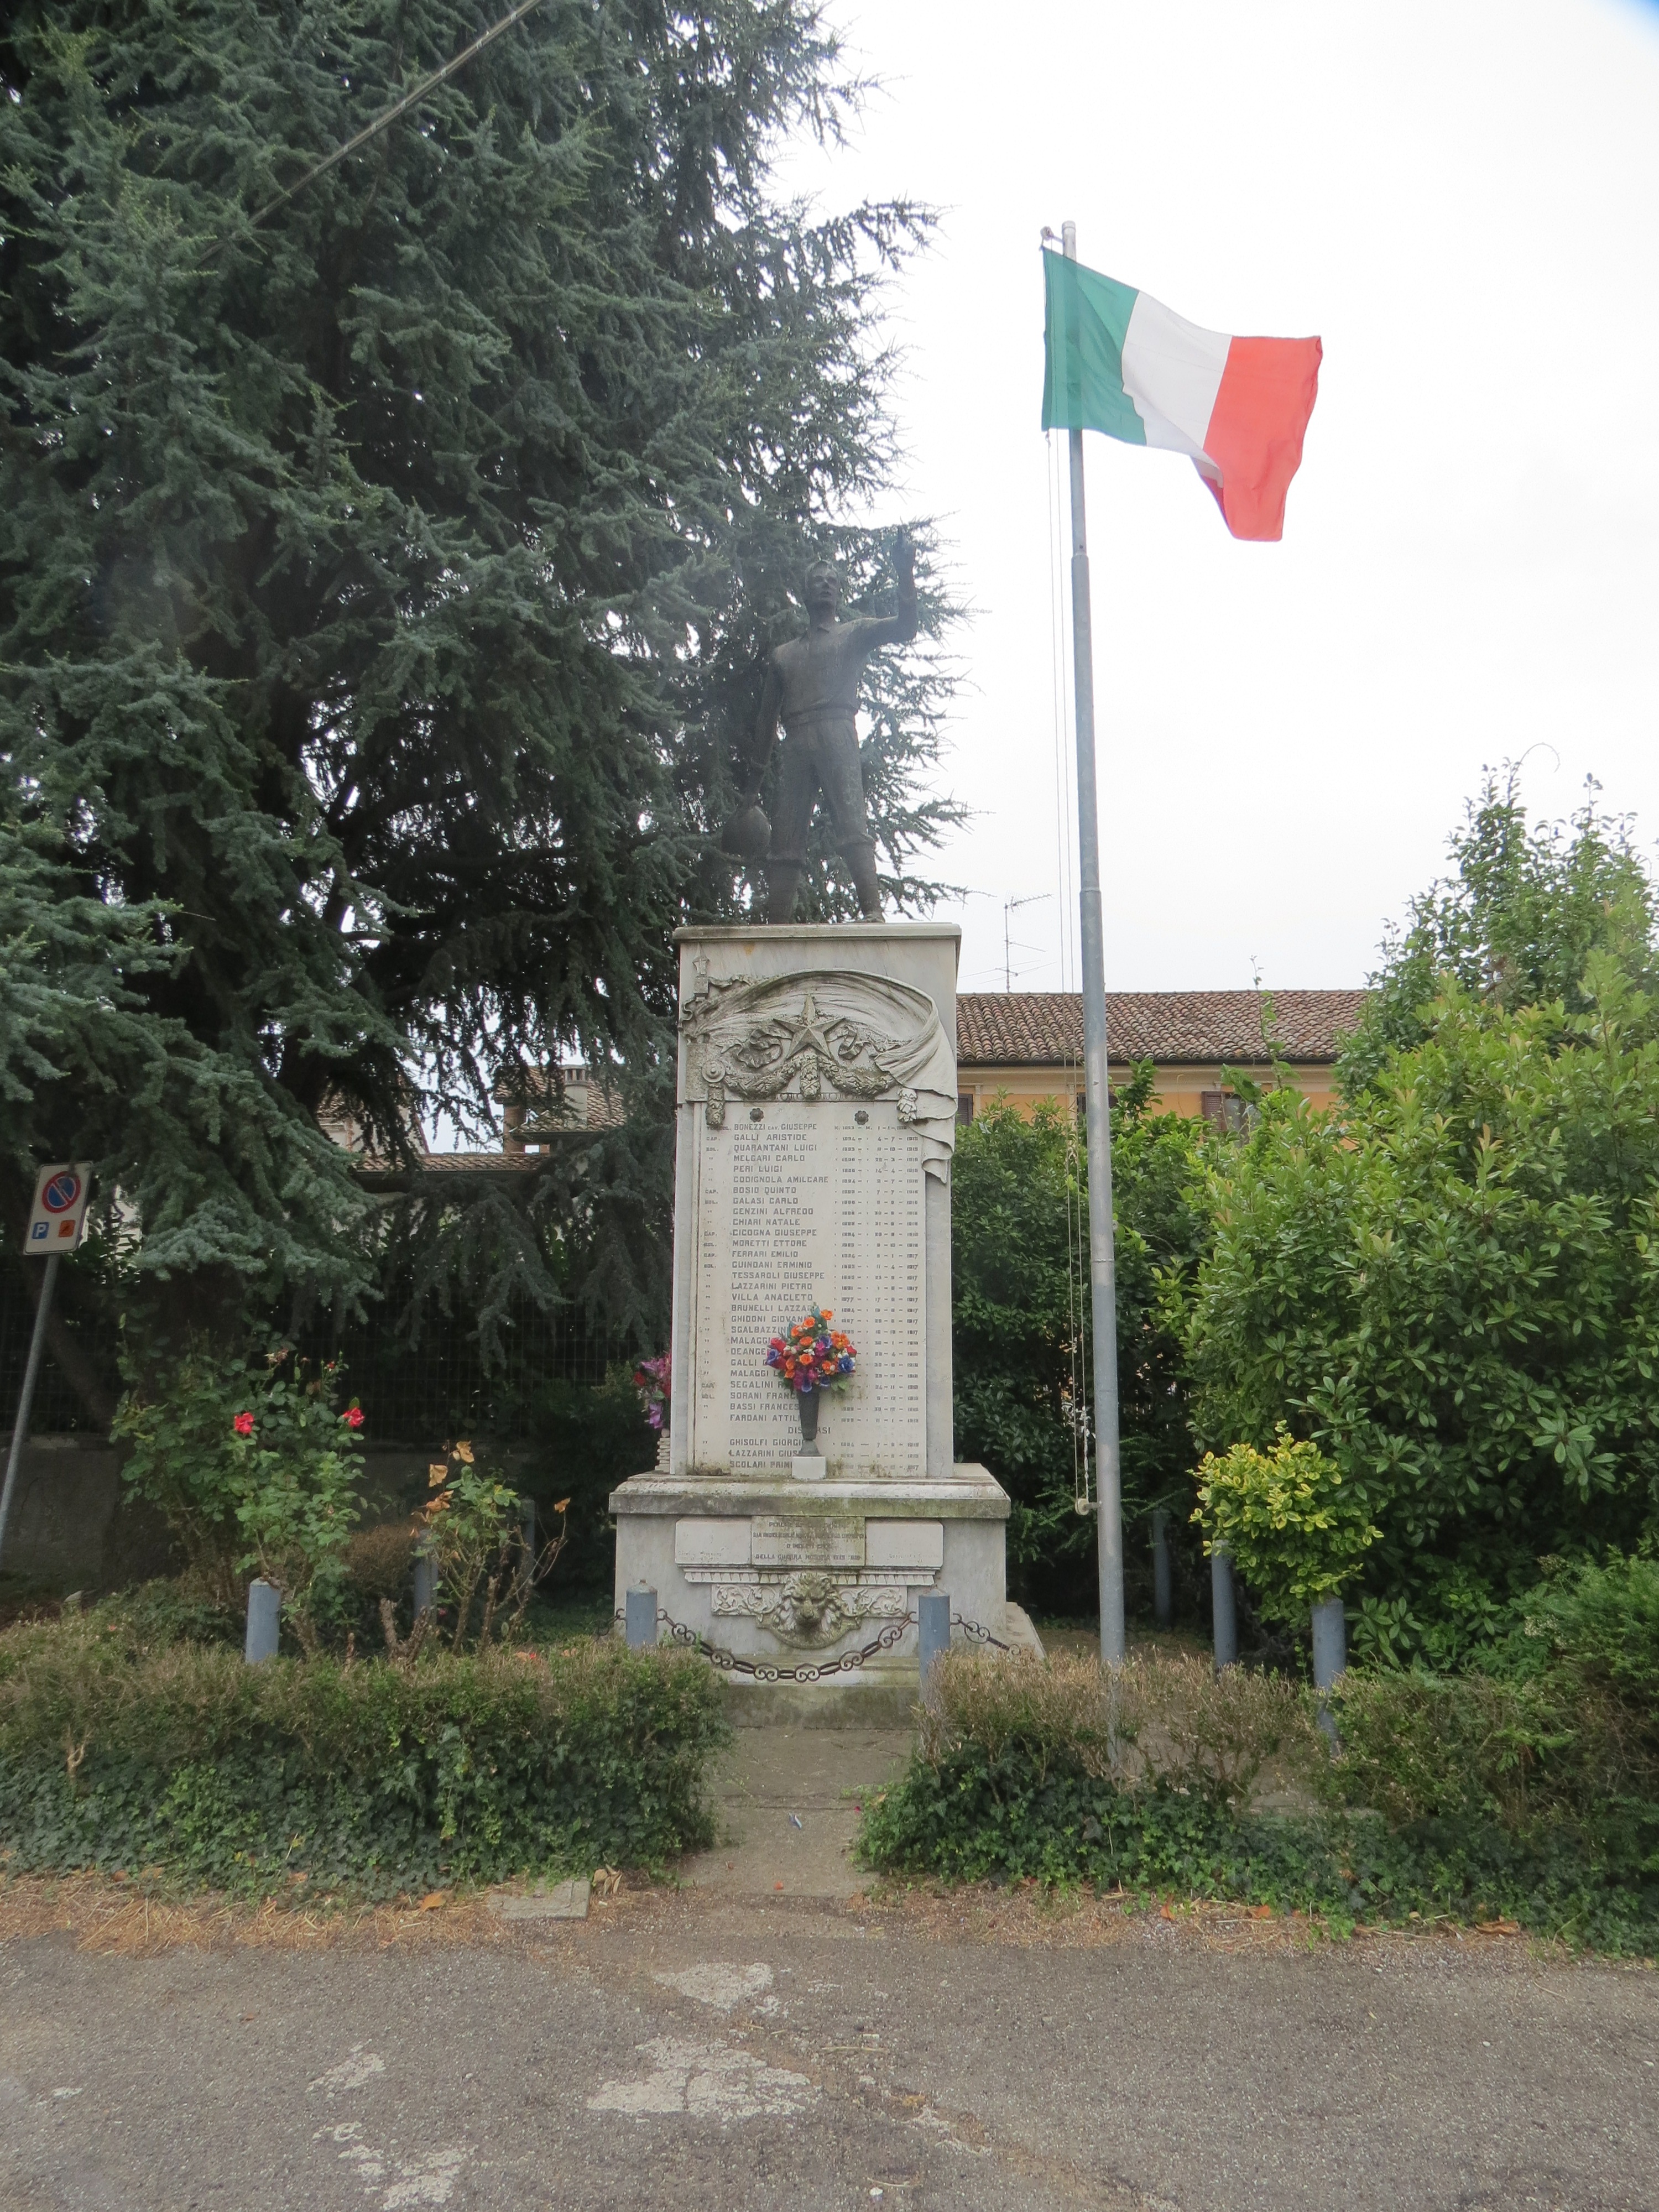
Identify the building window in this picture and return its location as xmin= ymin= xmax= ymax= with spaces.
xmin=956 ymin=1092 xmax=974 ymax=1125
xmin=1200 ymin=1089 xmax=1251 ymax=1138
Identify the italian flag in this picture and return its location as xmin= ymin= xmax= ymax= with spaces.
xmin=1042 ymin=253 xmax=1322 ymax=542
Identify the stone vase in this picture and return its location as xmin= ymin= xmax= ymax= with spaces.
xmin=796 ymin=1387 xmax=821 ymax=1451
xmin=790 ymin=1385 xmax=826 ymax=1480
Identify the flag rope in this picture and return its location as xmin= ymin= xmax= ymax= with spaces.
xmin=1047 ymin=429 xmax=1092 ymax=1521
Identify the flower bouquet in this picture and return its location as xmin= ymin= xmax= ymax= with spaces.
xmin=765 ymin=1307 xmax=857 ymax=1454
xmin=632 ymin=1353 xmax=671 ymax=1469
xmin=632 ymin=1354 xmax=671 ymax=1431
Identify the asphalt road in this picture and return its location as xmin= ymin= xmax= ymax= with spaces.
xmin=2 ymin=1882 xmax=1655 ymax=2212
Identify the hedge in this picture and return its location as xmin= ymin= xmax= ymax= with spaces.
xmin=858 ymin=1650 xmax=1659 ymax=1953
xmin=0 ymin=1612 xmax=727 ymax=1898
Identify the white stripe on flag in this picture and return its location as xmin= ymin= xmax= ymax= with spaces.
xmin=1120 ymin=293 xmax=1230 ymax=458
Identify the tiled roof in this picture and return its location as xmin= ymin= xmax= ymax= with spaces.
xmin=409 ymin=1151 xmax=539 ymax=1172
xmin=494 ymin=1065 xmax=628 ymax=1135
xmin=354 ymin=1151 xmax=540 ymax=1189
xmin=956 ymin=989 xmax=1370 ymax=1070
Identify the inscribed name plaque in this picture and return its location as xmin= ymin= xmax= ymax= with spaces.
xmin=750 ymin=1514 xmax=865 ymax=1568
xmin=691 ymin=1099 xmax=925 ymax=1477
xmin=674 ymin=1518 xmax=753 ymax=1568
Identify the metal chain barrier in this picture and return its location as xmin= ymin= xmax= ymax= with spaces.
xmin=659 ymin=1610 xmax=912 ymax=1682
xmin=951 ymin=1611 xmax=1012 ymax=1652
xmin=612 ymin=1604 xmax=1011 ymax=1672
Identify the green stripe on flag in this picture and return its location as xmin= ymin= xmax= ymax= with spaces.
xmin=1041 ymin=254 xmax=1146 ymax=445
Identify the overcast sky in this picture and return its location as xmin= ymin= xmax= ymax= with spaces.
xmin=775 ymin=0 xmax=1659 ymax=997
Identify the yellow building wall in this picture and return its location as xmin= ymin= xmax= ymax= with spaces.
xmin=958 ymin=1063 xmax=1338 ymax=1120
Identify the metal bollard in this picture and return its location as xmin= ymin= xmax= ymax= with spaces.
xmin=1211 ymin=1546 xmax=1238 ymax=1670
xmin=1151 ymin=1509 xmax=1173 ymax=1627
xmin=244 ymin=1579 xmax=280 ymax=1664
xmin=1311 ymin=1594 xmax=1347 ymax=1747
xmin=1310 ymin=1595 xmax=1347 ymax=1688
xmin=917 ymin=1589 xmax=951 ymax=1707
xmin=624 ymin=1585 xmax=658 ymax=1651
xmin=412 ymin=1546 xmax=437 ymax=1619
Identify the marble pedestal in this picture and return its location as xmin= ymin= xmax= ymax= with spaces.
xmin=609 ymin=1465 xmax=1014 ymax=1692
xmin=610 ymin=922 xmax=1017 ymax=1698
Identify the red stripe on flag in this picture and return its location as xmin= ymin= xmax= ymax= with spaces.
xmin=1199 ymin=335 xmax=1322 ymax=541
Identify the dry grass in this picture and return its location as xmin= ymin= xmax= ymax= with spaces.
xmin=0 ymin=1868 xmax=658 ymax=1958
xmin=0 ymin=1865 xmax=1567 ymax=1972
xmin=853 ymin=1876 xmax=1563 ymax=1964
xmin=0 ymin=1870 xmax=497 ymax=1957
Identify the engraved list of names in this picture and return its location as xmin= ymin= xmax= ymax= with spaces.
xmin=692 ymin=1100 xmax=925 ymax=1477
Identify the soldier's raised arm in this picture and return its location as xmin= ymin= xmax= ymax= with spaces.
xmin=851 ymin=530 xmax=918 ymax=650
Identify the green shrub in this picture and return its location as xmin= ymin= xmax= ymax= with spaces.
xmin=1178 ymin=976 xmax=1659 ymax=1663
xmin=1525 ymin=1552 xmax=1659 ymax=1707
xmin=1193 ymin=1427 xmax=1379 ymax=1623
xmin=112 ymin=1342 xmax=366 ymax=1636
xmin=93 ymin=1578 xmax=243 ymax=1650
xmin=860 ymin=1649 xmax=1659 ymax=1952
xmin=410 ymin=1441 xmax=568 ymax=1657
xmin=951 ymin=1086 xmax=1211 ymax=1615
xmin=0 ymin=1611 xmax=726 ymax=1897
xmin=910 ymin=1648 xmax=1313 ymax=1808
xmin=344 ymin=1525 xmax=418 ymax=1614
xmin=1322 ymin=1670 xmax=1583 ymax=1828
xmin=1325 ymin=1553 xmax=1659 ymax=1891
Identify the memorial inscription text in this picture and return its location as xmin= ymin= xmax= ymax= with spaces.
xmin=691 ymin=1100 xmax=925 ymax=1476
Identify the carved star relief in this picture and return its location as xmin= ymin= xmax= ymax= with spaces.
xmin=777 ymin=990 xmax=836 ymax=1067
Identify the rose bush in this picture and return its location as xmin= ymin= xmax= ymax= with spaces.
xmin=113 ymin=1343 xmax=366 ymax=1638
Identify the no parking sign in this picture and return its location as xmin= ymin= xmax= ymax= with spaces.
xmin=23 ymin=1163 xmax=93 ymax=1254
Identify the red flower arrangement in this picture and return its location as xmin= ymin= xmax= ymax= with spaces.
xmin=765 ymin=1307 xmax=857 ymax=1396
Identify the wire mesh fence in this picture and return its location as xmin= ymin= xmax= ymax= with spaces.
xmin=0 ymin=1265 xmax=629 ymax=1444
xmin=300 ymin=1299 xmax=629 ymax=1443
xmin=0 ymin=1266 xmax=112 ymax=1435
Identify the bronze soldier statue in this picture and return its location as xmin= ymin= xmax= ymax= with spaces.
xmin=733 ymin=534 xmax=916 ymax=924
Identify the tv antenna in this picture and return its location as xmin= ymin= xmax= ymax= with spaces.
xmin=1002 ymin=893 xmax=1052 ymax=992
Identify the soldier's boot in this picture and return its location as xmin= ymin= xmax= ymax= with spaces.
xmin=844 ymin=839 xmax=884 ymax=921
xmin=765 ymin=859 xmax=805 ymax=925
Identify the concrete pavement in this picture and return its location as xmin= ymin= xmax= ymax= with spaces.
xmin=676 ymin=1721 xmax=911 ymax=1898
xmin=1 ymin=1872 xmax=1655 ymax=2211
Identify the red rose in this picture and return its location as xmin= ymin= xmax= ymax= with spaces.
xmin=233 ymin=1412 xmax=255 ymax=1437
xmin=341 ymin=1406 xmax=365 ymax=1430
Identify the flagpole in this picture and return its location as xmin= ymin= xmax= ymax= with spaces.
xmin=1061 ymin=218 xmax=1126 ymax=1666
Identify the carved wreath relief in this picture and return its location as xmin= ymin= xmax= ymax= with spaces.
xmin=680 ymin=967 xmax=946 ymax=1132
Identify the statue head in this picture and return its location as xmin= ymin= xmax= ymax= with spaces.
xmin=802 ymin=557 xmax=840 ymax=618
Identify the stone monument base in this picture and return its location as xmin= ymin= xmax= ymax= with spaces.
xmin=610 ymin=1464 xmax=1029 ymax=1698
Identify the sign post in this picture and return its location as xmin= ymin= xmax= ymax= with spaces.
xmin=1 ymin=1165 xmax=93 ymax=1573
